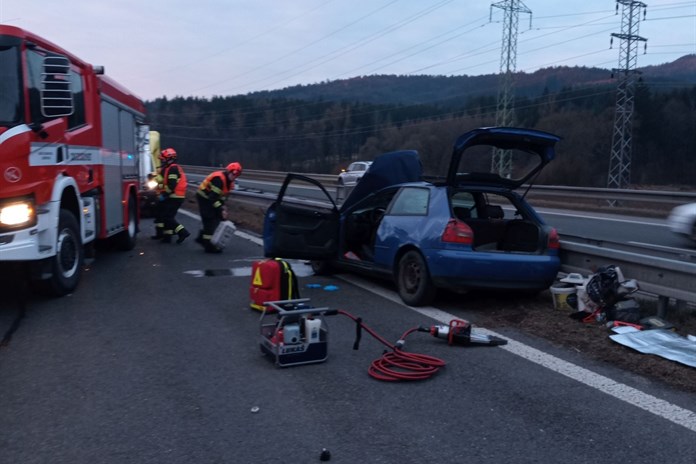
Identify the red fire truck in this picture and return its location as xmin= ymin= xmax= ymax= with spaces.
xmin=0 ymin=26 xmax=149 ymax=296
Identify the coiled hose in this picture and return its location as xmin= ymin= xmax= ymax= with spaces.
xmin=337 ymin=310 xmax=446 ymax=382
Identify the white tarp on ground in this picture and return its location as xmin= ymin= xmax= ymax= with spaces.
xmin=610 ymin=328 xmax=696 ymax=368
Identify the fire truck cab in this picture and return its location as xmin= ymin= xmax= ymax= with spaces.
xmin=0 ymin=26 xmax=148 ymax=296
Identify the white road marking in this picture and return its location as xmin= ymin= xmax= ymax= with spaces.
xmin=338 ymin=274 xmax=696 ymax=434
xmin=180 ymin=208 xmax=696 ymax=433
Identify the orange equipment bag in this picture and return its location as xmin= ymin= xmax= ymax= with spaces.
xmin=250 ymin=258 xmax=301 ymax=312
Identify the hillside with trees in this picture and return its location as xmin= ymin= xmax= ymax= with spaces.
xmin=146 ymin=55 xmax=696 ymax=188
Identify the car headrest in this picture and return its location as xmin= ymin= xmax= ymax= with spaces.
xmin=485 ymin=205 xmax=504 ymax=219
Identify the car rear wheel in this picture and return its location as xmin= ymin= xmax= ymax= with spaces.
xmin=397 ymin=250 xmax=436 ymax=306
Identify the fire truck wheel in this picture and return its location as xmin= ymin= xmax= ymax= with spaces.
xmin=41 ymin=209 xmax=83 ymax=296
xmin=115 ymin=195 xmax=138 ymax=251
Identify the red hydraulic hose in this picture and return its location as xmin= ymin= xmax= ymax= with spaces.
xmin=337 ymin=310 xmax=446 ymax=382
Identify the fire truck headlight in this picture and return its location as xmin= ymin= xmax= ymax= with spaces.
xmin=0 ymin=202 xmax=35 ymax=226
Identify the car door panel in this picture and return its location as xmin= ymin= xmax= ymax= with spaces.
xmin=264 ymin=174 xmax=339 ymax=260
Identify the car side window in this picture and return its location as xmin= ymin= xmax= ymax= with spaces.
xmin=389 ymin=187 xmax=429 ymax=215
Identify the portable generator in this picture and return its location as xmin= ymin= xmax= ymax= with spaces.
xmin=259 ymin=298 xmax=337 ymax=367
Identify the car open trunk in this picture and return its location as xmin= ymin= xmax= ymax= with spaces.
xmin=450 ymin=190 xmax=546 ymax=253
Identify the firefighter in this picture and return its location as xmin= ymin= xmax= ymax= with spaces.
xmin=196 ymin=162 xmax=242 ymax=253
xmin=157 ymin=148 xmax=191 ymax=244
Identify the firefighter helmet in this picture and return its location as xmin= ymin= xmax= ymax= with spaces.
xmin=226 ymin=162 xmax=242 ymax=177
xmin=159 ymin=148 xmax=177 ymax=161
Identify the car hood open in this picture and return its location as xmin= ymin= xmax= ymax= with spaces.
xmin=340 ymin=150 xmax=422 ymax=213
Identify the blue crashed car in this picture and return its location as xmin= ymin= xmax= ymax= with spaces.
xmin=263 ymin=127 xmax=562 ymax=306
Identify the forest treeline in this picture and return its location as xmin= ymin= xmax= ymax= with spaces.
xmin=146 ymin=58 xmax=696 ymax=188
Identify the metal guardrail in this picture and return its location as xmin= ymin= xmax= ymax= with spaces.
xmin=182 ymin=165 xmax=696 ymax=311
xmin=559 ymin=238 xmax=696 ymax=312
xmin=184 ymin=165 xmax=696 ymax=214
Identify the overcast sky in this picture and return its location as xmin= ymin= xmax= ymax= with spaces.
xmin=1 ymin=0 xmax=694 ymax=101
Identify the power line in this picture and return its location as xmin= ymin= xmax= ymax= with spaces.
xmin=157 ymin=87 xmax=618 ymax=144
xmin=211 ymin=0 xmax=457 ymax=96
xmin=188 ymin=0 xmax=403 ymax=95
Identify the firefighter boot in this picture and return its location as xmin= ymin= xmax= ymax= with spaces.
xmin=177 ymin=228 xmax=191 ymax=244
xmin=151 ymin=226 xmax=164 ymax=240
xmin=204 ymin=244 xmax=223 ymax=254
xmin=161 ymin=232 xmax=173 ymax=244
xmin=195 ymin=231 xmax=205 ymax=246
xmin=202 ymin=236 xmax=222 ymax=253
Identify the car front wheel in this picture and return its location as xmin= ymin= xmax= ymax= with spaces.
xmin=397 ymin=250 xmax=436 ymax=306
xmin=310 ymin=260 xmax=333 ymax=275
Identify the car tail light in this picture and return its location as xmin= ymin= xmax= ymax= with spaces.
xmin=441 ymin=219 xmax=474 ymax=245
xmin=547 ymin=227 xmax=560 ymax=249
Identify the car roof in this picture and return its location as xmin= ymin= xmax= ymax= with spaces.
xmin=349 ymin=161 xmax=372 ymax=168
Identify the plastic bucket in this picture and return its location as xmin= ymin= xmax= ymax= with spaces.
xmin=550 ymin=284 xmax=577 ymax=311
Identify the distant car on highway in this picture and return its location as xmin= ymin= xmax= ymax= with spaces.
xmin=338 ymin=161 xmax=372 ymax=185
xmin=263 ymin=127 xmax=562 ymax=306
xmin=667 ymin=203 xmax=696 ymax=243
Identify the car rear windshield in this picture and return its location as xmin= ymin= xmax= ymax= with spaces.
xmin=452 ymin=145 xmax=541 ymax=184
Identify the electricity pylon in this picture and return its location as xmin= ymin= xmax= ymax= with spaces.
xmin=608 ymin=0 xmax=648 ymax=192
xmin=490 ymin=0 xmax=532 ymax=178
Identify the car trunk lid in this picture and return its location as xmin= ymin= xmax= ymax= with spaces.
xmin=446 ymin=127 xmax=560 ymax=190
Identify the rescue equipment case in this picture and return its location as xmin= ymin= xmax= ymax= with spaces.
xmin=259 ymin=299 xmax=334 ymax=367
xmin=211 ymin=220 xmax=237 ymax=249
xmin=250 ymin=258 xmax=301 ymax=312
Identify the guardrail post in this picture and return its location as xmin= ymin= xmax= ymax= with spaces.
xmin=336 ymin=185 xmax=353 ymax=204
xmin=656 ymin=295 xmax=669 ymax=319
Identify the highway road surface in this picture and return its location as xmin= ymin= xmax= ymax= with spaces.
xmin=1 ymin=210 xmax=695 ymax=463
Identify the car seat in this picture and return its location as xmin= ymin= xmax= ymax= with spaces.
xmin=499 ymin=220 xmax=539 ymax=252
xmin=485 ymin=204 xmax=504 ymax=219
